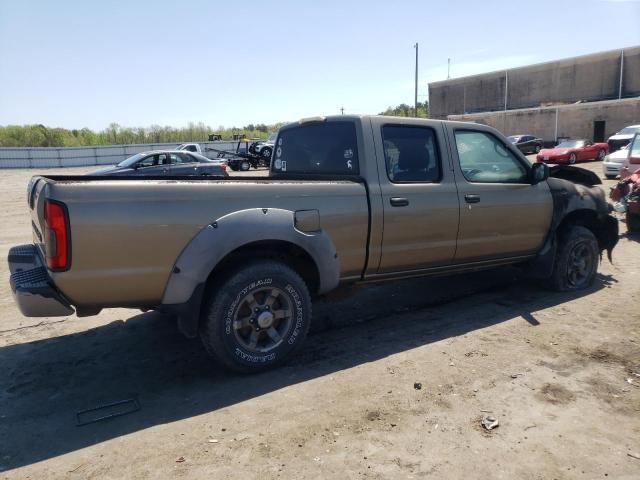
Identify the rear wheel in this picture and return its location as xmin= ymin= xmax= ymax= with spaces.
xmin=627 ymin=213 xmax=640 ymax=233
xmin=240 ymin=160 xmax=251 ymax=171
xmin=568 ymin=153 xmax=577 ymax=164
xmin=199 ymin=260 xmax=312 ymax=373
xmin=549 ymin=225 xmax=599 ymax=291
xmin=261 ymin=147 xmax=273 ymax=159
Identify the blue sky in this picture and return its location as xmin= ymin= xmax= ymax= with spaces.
xmin=0 ymin=0 xmax=638 ymax=130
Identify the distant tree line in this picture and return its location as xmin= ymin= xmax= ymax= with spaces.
xmin=0 ymin=122 xmax=283 ymax=148
xmin=379 ymin=101 xmax=429 ymax=118
xmin=0 ymin=102 xmax=428 ymax=147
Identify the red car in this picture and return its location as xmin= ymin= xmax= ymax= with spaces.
xmin=536 ymin=139 xmax=608 ymax=164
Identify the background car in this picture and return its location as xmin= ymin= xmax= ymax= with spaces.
xmin=508 ymin=134 xmax=543 ymax=154
xmin=536 ymin=139 xmax=608 ymax=164
xmin=607 ymin=124 xmax=640 ymax=152
xmin=87 ymin=150 xmax=228 ymax=176
xmin=620 ymin=133 xmax=640 ymax=180
xmin=602 ymin=144 xmax=628 ymax=179
xmin=249 ymin=132 xmax=277 ymax=159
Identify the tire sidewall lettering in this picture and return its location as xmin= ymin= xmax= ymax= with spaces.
xmin=223 ymin=276 xmax=307 ymax=364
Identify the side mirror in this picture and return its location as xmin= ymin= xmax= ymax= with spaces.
xmin=530 ymin=162 xmax=549 ymax=185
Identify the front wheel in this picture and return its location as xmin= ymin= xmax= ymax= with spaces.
xmin=597 ymin=149 xmax=606 ymax=161
xmin=199 ymin=260 xmax=312 ymax=373
xmin=535 ymin=145 xmax=541 ymax=153
xmin=568 ymin=153 xmax=577 ymax=164
xmin=240 ymin=160 xmax=251 ymax=171
xmin=549 ymin=225 xmax=599 ymax=291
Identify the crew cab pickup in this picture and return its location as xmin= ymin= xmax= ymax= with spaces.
xmin=8 ymin=116 xmax=618 ymax=372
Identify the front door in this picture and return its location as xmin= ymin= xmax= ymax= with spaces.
xmin=447 ymin=127 xmax=553 ymax=262
xmin=373 ymin=119 xmax=460 ymax=272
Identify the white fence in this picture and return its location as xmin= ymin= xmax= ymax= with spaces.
xmin=0 ymin=141 xmax=243 ymax=169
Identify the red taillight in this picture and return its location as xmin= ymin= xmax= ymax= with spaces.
xmin=44 ymin=200 xmax=69 ymax=270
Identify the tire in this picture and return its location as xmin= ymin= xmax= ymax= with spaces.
xmin=199 ymin=260 xmax=312 ymax=373
xmin=229 ymin=163 xmax=239 ymax=172
xmin=261 ymin=147 xmax=272 ymax=159
xmin=605 ymin=174 xmax=616 ymax=180
xmin=535 ymin=145 xmax=541 ymax=153
xmin=568 ymin=153 xmax=577 ymax=164
xmin=627 ymin=212 xmax=640 ymax=233
xmin=240 ymin=160 xmax=250 ymax=171
xmin=549 ymin=225 xmax=599 ymax=291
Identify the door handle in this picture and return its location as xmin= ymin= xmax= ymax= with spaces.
xmin=464 ymin=194 xmax=481 ymax=204
xmin=390 ymin=197 xmax=409 ymax=207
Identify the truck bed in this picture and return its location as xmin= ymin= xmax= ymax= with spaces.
xmin=29 ymin=175 xmax=369 ymax=307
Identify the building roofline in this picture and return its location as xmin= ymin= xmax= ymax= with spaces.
xmin=428 ymin=45 xmax=640 ymax=88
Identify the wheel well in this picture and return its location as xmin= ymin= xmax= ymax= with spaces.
xmin=205 ymin=240 xmax=321 ymax=295
xmin=556 ymin=209 xmax=609 ymax=251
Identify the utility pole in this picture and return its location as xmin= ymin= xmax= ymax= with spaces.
xmin=447 ymin=58 xmax=451 ymax=79
xmin=414 ymin=43 xmax=419 ymax=117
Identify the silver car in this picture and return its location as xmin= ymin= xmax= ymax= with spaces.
xmin=602 ymin=145 xmax=628 ymax=179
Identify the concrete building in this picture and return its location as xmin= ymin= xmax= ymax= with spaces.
xmin=428 ymin=46 xmax=640 ymax=143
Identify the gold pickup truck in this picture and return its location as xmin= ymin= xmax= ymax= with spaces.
xmin=8 ymin=116 xmax=618 ymax=372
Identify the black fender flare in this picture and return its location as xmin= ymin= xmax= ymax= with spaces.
xmin=160 ymin=208 xmax=339 ymax=337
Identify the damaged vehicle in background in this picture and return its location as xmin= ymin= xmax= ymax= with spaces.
xmin=607 ymin=125 xmax=640 ymax=153
xmin=9 ymin=116 xmax=618 ymax=373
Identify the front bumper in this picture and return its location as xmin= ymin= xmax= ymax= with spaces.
xmin=602 ymin=161 xmax=623 ymax=176
xmin=8 ymin=244 xmax=74 ymax=317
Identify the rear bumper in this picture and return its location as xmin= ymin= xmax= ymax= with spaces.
xmin=8 ymin=244 xmax=74 ymax=317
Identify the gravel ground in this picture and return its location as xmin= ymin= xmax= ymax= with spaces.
xmin=0 ymin=159 xmax=638 ymax=479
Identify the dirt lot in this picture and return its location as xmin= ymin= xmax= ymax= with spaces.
xmin=1 ymin=160 xmax=639 ymax=479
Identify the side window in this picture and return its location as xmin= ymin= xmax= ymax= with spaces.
xmin=454 ymin=130 xmax=528 ymax=183
xmin=169 ymin=153 xmax=188 ymax=164
xmin=137 ymin=154 xmax=158 ymax=168
xmin=274 ymin=122 xmax=358 ymax=175
xmin=382 ymin=125 xmax=441 ymax=183
xmin=186 ymin=145 xmax=197 ymax=152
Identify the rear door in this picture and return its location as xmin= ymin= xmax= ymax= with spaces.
xmin=446 ymin=125 xmax=553 ymax=262
xmin=370 ymin=117 xmax=460 ymax=272
xmin=167 ymin=153 xmax=197 ymax=175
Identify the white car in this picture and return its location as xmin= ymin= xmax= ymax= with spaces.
xmin=607 ymin=125 xmax=640 ymax=153
xmin=602 ymin=144 xmax=629 ymax=179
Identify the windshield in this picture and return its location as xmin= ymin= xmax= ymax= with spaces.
xmin=556 ymin=140 xmax=585 ymax=149
xmin=507 ymin=136 xmax=521 ymax=143
xmin=116 ymin=153 xmax=146 ymax=167
xmin=175 ymin=144 xmax=186 ymax=150
xmin=618 ymin=126 xmax=640 ymax=135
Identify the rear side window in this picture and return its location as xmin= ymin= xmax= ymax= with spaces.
xmin=382 ymin=125 xmax=441 ymax=183
xmin=272 ymin=122 xmax=358 ymax=175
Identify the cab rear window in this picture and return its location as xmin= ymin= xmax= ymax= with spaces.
xmin=272 ymin=122 xmax=359 ymax=175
